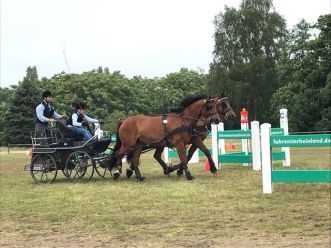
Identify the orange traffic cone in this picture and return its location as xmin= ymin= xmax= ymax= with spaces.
xmin=225 ymin=143 xmax=235 ymax=152
xmin=26 ymin=149 xmax=32 ymax=157
xmin=204 ymin=160 xmax=210 ymax=172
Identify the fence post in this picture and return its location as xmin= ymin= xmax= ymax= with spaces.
xmin=163 ymin=147 xmax=169 ymax=163
xmin=240 ymin=108 xmax=249 ymax=166
xmin=211 ymin=123 xmax=219 ymax=170
xmin=251 ymin=121 xmax=261 ymax=171
xmin=218 ymin=122 xmax=225 ymax=154
xmin=280 ymin=109 xmax=291 ymax=166
xmin=261 ymin=123 xmax=272 ymax=194
xmin=188 ymin=146 xmax=199 ymax=163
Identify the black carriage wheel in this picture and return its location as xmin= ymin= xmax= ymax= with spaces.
xmin=94 ymin=159 xmax=113 ymax=179
xmin=30 ymin=153 xmax=57 ymax=184
xmin=65 ymin=151 xmax=94 ymax=182
xmin=62 ymin=169 xmax=70 ymax=178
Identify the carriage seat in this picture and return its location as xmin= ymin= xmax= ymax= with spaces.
xmin=57 ymin=120 xmax=85 ymax=141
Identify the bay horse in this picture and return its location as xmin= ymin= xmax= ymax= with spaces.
xmin=125 ymin=96 xmax=236 ymax=177
xmin=170 ymin=96 xmax=236 ymax=175
xmin=109 ymin=95 xmax=221 ymax=181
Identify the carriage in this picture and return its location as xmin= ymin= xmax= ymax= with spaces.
xmin=26 ymin=95 xmax=236 ymax=183
xmin=27 ymin=121 xmax=113 ymax=184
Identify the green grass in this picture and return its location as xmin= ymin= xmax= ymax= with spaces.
xmin=0 ymin=146 xmax=330 ymax=247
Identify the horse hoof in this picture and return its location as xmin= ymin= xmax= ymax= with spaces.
xmin=112 ymin=171 xmax=121 ymax=180
xmin=210 ymin=170 xmax=218 ymax=174
xmin=177 ymin=169 xmax=183 ymax=176
xmin=164 ymin=167 xmax=171 ymax=175
xmin=136 ymin=176 xmax=145 ymax=182
xmin=126 ymin=169 xmax=133 ymax=178
xmin=186 ymin=175 xmax=195 ymax=180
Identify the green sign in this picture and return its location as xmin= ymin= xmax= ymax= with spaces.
xmin=271 ymin=128 xmax=284 ymax=136
xmin=272 ymin=170 xmax=331 ymax=182
xmin=218 ymin=130 xmax=251 ymax=139
xmin=271 ymin=134 xmax=331 ymax=147
xmin=168 ymin=148 xmax=212 ymax=157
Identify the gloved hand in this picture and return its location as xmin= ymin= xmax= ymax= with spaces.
xmin=48 ymin=118 xmax=56 ymax=123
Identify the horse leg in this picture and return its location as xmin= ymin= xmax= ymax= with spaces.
xmin=126 ymin=164 xmax=134 ymax=178
xmin=126 ymin=144 xmax=145 ymax=178
xmin=130 ymin=147 xmax=145 ymax=181
xmin=175 ymin=144 xmax=194 ymax=180
xmin=153 ymin=147 xmax=170 ymax=175
xmin=112 ymin=147 xmax=128 ymax=180
xmin=176 ymin=145 xmax=198 ymax=176
xmin=112 ymin=160 xmax=122 ymax=180
xmin=194 ymin=138 xmax=218 ymax=174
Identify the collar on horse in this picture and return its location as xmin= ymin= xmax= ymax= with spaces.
xmin=161 ymin=114 xmax=195 ymax=148
xmin=161 ymin=114 xmax=210 ymax=148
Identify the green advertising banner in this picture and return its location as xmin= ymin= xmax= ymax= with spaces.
xmin=218 ymin=130 xmax=251 ymax=139
xmin=271 ymin=134 xmax=331 ymax=147
xmin=217 ymin=128 xmax=284 ymax=140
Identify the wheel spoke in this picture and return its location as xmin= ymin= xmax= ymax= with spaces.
xmin=66 ymin=151 xmax=94 ymax=182
xmin=30 ymin=154 xmax=57 ymax=184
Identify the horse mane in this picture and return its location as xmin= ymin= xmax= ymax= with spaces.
xmin=169 ymin=94 xmax=208 ymax=113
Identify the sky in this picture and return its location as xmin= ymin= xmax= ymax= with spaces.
xmin=1 ymin=0 xmax=330 ymax=87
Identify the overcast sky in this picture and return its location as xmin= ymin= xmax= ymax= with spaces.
xmin=1 ymin=0 xmax=330 ymax=87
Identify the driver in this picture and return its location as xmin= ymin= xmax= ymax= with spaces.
xmin=35 ymin=90 xmax=64 ymax=137
xmin=67 ymin=103 xmax=99 ymax=140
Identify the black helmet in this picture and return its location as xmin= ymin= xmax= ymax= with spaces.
xmin=42 ymin=90 xmax=52 ymax=98
xmin=76 ymin=102 xmax=87 ymax=110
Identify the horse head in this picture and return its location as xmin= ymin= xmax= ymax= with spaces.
xmin=199 ymin=96 xmax=221 ymax=125
xmin=216 ymin=96 xmax=236 ymax=121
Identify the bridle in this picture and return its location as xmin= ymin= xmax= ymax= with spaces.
xmin=218 ymin=97 xmax=233 ymax=120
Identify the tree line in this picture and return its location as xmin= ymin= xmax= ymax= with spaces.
xmin=1 ymin=0 xmax=330 ymax=144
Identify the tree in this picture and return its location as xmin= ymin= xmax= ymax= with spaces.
xmin=208 ymin=0 xmax=287 ymax=126
xmin=0 ymin=87 xmax=14 ymax=144
xmin=4 ymin=66 xmax=41 ymax=144
xmin=271 ymin=14 xmax=331 ymax=131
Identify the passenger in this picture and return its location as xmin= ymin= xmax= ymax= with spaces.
xmin=67 ymin=103 xmax=99 ymax=140
xmin=35 ymin=90 xmax=64 ymax=137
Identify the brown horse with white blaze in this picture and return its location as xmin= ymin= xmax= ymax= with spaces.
xmin=109 ymin=95 xmax=221 ymax=181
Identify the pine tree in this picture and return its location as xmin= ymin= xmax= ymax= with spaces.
xmin=4 ymin=66 xmax=41 ymax=144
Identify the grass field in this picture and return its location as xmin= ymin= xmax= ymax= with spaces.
xmin=0 ymin=145 xmax=330 ymax=248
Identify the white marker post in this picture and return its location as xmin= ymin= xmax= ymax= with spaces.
xmin=251 ymin=121 xmax=261 ymax=171
xmin=211 ymin=123 xmax=219 ymax=170
xmin=163 ymin=147 xmax=169 ymax=163
xmin=261 ymin=123 xmax=273 ymax=194
xmin=240 ymin=108 xmax=249 ymax=166
xmin=280 ymin=109 xmax=291 ymax=166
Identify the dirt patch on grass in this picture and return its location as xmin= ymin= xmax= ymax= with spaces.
xmin=1 ymin=231 xmax=330 ymax=248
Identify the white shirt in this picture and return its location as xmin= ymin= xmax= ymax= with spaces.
xmin=71 ymin=112 xmax=98 ymax=127
xmin=36 ymin=101 xmax=62 ymax=122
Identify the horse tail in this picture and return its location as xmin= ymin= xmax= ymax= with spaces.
xmin=109 ymin=121 xmax=123 ymax=168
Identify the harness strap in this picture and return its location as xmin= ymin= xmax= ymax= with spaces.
xmin=161 ymin=115 xmax=195 ymax=148
xmin=170 ymin=125 xmax=194 ymax=137
xmin=162 ymin=115 xmax=171 ymax=147
xmin=193 ymin=125 xmax=210 ymax=136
